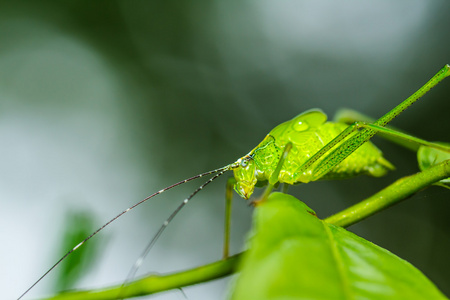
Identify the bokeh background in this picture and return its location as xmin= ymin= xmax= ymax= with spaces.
xmin=2 ymin=1 xmax=449 ymax=299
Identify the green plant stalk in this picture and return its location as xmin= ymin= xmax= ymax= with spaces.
xmin=324 ymin=159 xmax=450 ymax=227
xmin=45 ymin=254 xmax=240 ymax=300
xmin=43 ymin=160 xmax=449 ymax=300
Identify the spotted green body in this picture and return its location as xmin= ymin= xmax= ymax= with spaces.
xmin=233 ymin=109 xmax=394 ymax=199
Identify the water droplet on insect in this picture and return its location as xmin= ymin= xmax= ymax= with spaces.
xmin=293 ymin=120 xmax=309 ymax=132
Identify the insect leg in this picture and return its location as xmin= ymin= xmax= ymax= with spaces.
xmin=309 ymin=121 xmax=450 ymax=182
xmin=258 ymin=142 xmax=293 ymax=203
xmin=298 ymin=64 xmax=450 ymax=181
xmin=296 ymin=123 xmax=364 ymax=181
xmin=353 ymin=123 xmax=450 ymax=153
xmin=282 ymin=183 xmax=290 ymax=194
xmin=335 ymin=109 xmax=450 ymax=153
xmin=223 ymin=177 xmax=236 ymax=259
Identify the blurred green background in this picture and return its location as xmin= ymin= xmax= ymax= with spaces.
xmin=2 ymin=1 xmax=449 ymax=299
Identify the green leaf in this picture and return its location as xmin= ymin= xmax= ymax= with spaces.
xmin=54 ymin=209 xmax=100 ymax=292
xmin=417 ymin=142 xmax=450 ymax=188
xmin=230 ymin=192 xmax=447 ymax=300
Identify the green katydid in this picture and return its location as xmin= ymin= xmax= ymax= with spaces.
xmin=19 ymin=64 xmax=450 ymax=300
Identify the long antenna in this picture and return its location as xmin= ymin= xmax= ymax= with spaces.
xmin=18 ymin=165 xmax=231 ymax=300
xmin=119 ymin=169 xmax=229 ymax=297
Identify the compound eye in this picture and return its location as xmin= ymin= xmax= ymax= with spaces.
xmin=240 ymin=158 xmax=249 ymax=168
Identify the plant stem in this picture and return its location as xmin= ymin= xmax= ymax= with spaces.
xmin=45 ymin=255 xmax=240 ymax=300
xmin=324 ymin=159 xmax=450 ymax=227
